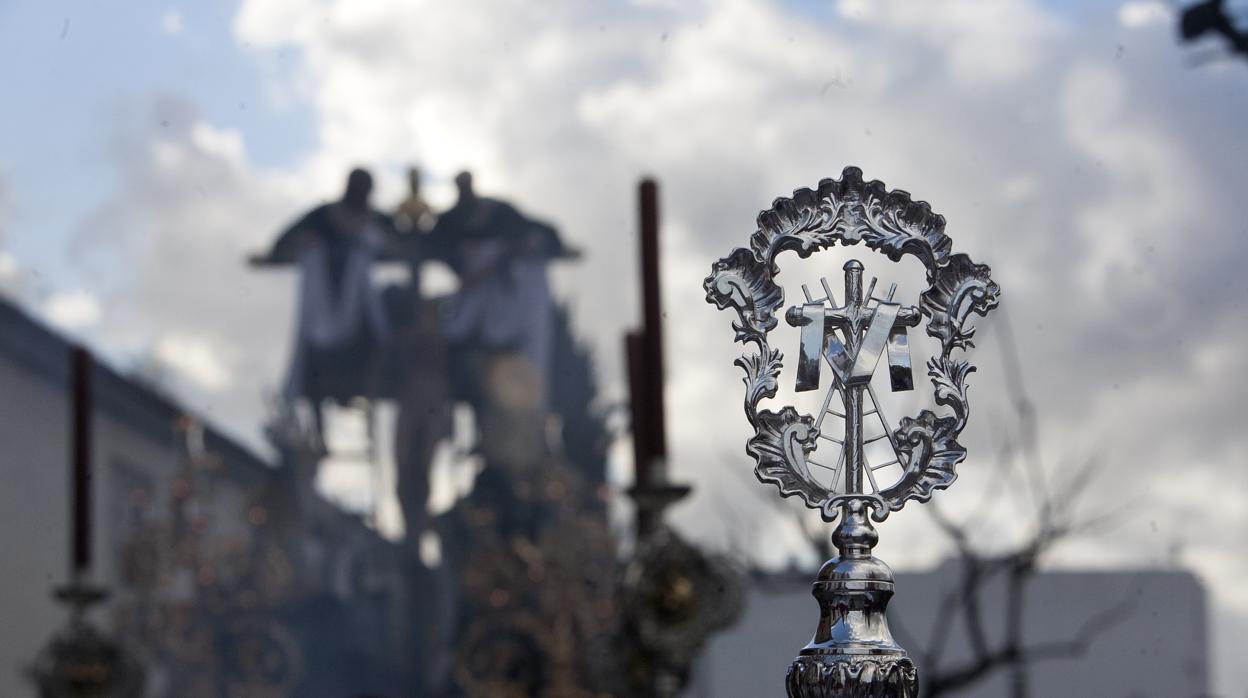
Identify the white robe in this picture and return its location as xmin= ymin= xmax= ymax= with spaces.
xmin=284 ymin=223 xmax=390 ymax=401
xmin=442 ymin=238 xmax=553 ymax=408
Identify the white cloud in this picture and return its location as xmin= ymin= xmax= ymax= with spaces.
xmin=0 ymin=252 xmax=17 ymax=285
xmin=161 ymin=9 xmax=185 ymax=37
xmin=998 ymin=173 xmax=1039 ymax=202
xmin=42 ymin=290 xmax=101 ymax=332
xmin=67 ymin=94 xmax=302 ymax=442
xmin=836 ymin=0 xmax=1064 ymax=83
xmin=0 ymin=174 xmax=7 ymax=234
xmin=154 ymin=332 xmax=233 ymax=391
xmin=190 ymin=123 xmax=246 ymax=167
xmin=0 ymin=179 xmax=17 ymax=299
xmin=1060 ymin=63 xmax=1198 ymax=293
xmin=1118 ymin=1 xmax=1170 ymax=28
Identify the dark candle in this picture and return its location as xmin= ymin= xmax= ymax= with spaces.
xmin=638 ymin=179 xmax=667 ymax=467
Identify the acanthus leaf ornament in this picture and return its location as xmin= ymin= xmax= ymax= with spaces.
xmin=707 ymin=247 xmax=784 ymax=344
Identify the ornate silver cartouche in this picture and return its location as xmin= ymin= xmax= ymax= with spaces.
xmin=704 ymin=167 xmax=1000 ymax=696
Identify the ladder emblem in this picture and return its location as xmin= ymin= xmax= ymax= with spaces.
xmin=784 ymin=261 xmax=921 ymax=496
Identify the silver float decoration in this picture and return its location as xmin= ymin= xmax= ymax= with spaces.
xmin=704 ymin=167 xmax=1000 ymax=696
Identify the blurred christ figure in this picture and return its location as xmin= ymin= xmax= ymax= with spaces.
xmin=389 ymin=166 xmax=451 ymax=537
xmin=254 ymin=168 xmax=398 ymax=445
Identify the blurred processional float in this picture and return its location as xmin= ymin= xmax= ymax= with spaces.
xmin=705 ymin=167 xmax=1000 ymax=696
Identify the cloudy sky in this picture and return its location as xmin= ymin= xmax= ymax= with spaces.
xmin=4 ymin=0 xmax=1248 ymax=691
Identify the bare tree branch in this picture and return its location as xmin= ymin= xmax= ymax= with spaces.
xmin=928 ymin=598 xmax=1132 ymax=695
xmin=1023 ymin=599 xmax=1136 ymax=662
xmin=919 ymin=310 xmax=1138 ymax=697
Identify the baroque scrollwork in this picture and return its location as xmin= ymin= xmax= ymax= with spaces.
xmin=706 ymin=247 xmax=784 ymax=345
xmin=746 ymin=407 xmax=822 ymax=512
xmin=704 ymin=167 xmax=1000 ymax=521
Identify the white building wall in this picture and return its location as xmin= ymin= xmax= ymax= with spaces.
xmin=693 ymin=564 xmax=1208 ymax=697
xmin=0 ymin=302 xmax=276 ymax=698
xmin=0 ymin=352 xmax=73 ymax=698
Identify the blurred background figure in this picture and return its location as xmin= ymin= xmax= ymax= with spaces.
xmin=429 ymin=171 xmax=576 ymax=464
xmin=251 ymin=168 xmax=396 ymax=450
xmin=1179 ymin=0 xmax=1248 ymax=58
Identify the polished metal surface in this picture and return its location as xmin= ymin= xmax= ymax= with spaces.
xmin=704 ymin=167 xmax=1000 ymax=696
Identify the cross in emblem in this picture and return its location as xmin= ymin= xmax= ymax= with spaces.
xmin=785 ymin=259 xmax=921 ymax=495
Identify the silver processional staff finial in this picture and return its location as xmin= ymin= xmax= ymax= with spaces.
xmin=704 ymin=167 xmax=1000 ymax=697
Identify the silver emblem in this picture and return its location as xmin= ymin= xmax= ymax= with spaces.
xmin=704 ymin=167 xmax=1001 ymax=696
xmin=705 ymin=167 xmax=1000 ymax=523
